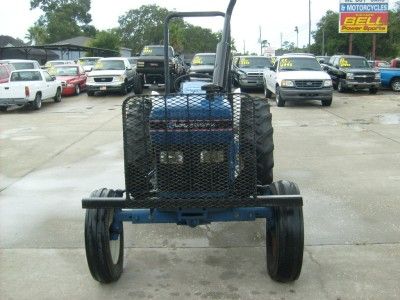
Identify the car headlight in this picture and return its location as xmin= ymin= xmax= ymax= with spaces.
xmin=375 ymin=73 xmax=381 ymax=79
xmin=137 ymin=61 xmax=145 ymax=67
xmin=114 ymin=75 xmax=124 ymax=82
xmin=323 ymin=80 xmax=332 ymax=87
xmin=347 ymin=73 xmax=354 ymax=80
xmin=239 ymin=72 xmax=247 ymax=79
xmin=281 ymin=80 xmax=295 ymax=87
xmin=87 ymin=77 xmax=94 ymax=83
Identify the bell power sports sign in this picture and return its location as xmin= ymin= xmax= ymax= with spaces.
xmin=339 ymin=0 xmax=389 ymax=33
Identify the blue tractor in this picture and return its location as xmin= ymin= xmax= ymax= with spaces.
xmin=82 ymin=0 xmax=304 ymax=284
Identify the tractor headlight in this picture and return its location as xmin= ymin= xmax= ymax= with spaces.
xmin=347 ymin=73 xmax=354 ymax=80
xmin=323 ymin=79 xmax=332 ymax=87
xmin=375 ymin=73 xmax=380 ymax=80
xmin=200 ymin=150 xmax=225 ymax=163
xmin=160 ymin=151 xmax=183 ymax=164
xmin=281 ymin=80 xmax=295 ymax=87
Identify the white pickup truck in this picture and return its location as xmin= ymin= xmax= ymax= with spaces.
xmin=0 ymin=69 xmax=62 ymax=111
xmin=263 ymin=54 xmax=333 ymax=107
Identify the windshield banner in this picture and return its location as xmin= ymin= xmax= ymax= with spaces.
xmin=339 ymin=0 xmax=389 ymax=33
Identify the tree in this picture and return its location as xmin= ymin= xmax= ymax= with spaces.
xmin=118 ymin=4 xmax=224 ymax=54
xmin=87 ymin=30 xmax=121 ymax=54
xmin=25 ymin=24 xmax=48 ymax=45
xmin=29 ymin=0 xmax=93 ymax=43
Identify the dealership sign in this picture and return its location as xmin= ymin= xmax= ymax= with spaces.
xmin=339 ymin=0 xmax=389 ymax=33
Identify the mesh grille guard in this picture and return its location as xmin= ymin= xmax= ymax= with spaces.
xmin=121 ymin=93 xmax=259 ymax=207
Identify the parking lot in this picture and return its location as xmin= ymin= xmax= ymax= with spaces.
xmin=0 ymin=89 xmax=399 ymax=299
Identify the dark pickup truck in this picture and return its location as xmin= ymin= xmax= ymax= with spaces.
xmin=323 ymin=55 xmax=380 ymax=94
xmin=133 ymin=45 xmax=187 ymax=93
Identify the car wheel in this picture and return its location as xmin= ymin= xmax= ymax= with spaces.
xmin=369 ymin=87 xmax=378 ymax=94
xmin=0 ymin=107 xmax=7 ymax=112
xmin=120 ymin=83 xmax=128 ymax=95
xmin=133 ymin=74 xmax=143 ymax=95
xmin=264 ymin=84 xmax=272 ymax=98
xmin=337 ymin=81 xmax=345 ymax=93
xmin=275 ymin=86 xmax=285 ymax=107
xmin=32 ymin=93 xmax=42 ymax=110
xmin=75 ymin=85 xmax=80 ymax=95
xmin=87 ymin=91 xmax=95 ymax=96
xmin=321 ymin=97 xmax=332 ymax=106
xmin=391 ymin=79 xmax=400 ymax=92
xmin=53 ymin=88 xmax=61 ymax=102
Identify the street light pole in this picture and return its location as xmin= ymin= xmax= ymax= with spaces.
xmin=308 ymin=0 xmax=311 ymax=52
xmin=294 ymin=26 xmax=299 ymax=49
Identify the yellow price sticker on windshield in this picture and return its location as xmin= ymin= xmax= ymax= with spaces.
xmin=339 ymin=58 xmax=351 ymax=67
xmin=95 ymin=61 xmax=103 ymax=69
xmin=271 ymin=57 xmax=276 ymax=64
xmin=48 ymin=66 xmax=56 ymax=75
xmin=192 ymin=56 xmax=203 ymax=65
xmin=280 ymin=58 xmax=293 ymax=68
xmin=240 ymin=58 xmax=250 ymax=66
xmin=142 ymin=47 xmax=152 ymax=54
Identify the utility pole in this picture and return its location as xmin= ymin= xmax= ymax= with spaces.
xmin=372 ymin=34 xmax=376 ymax=60
xmin=294 ymin=26 xmax=299 ymax=49
xmin=243 ymin=40 xmax=246 ymax=55
xmin=259 ymin=26 xmax=262 ymax=55
xmin=308 ymin=0 xmax=311 ymax=52
xmin=280 ymin=32 xmax=283 ymax=49
xmin=322 ymin=27 xmax=325 ymax=55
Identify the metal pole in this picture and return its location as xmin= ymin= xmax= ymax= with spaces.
xmin=322 ymin=27 xmax=325 ymax=55
xmin=308 ymin=0 xmax=311 ymax=52
xmin=372 ymin=34 xmax=376 ymax=60
xmin=259 ymin=26 xmax=262 ymax=55
xmin=349 ymin=34 xmax=353 ymax=55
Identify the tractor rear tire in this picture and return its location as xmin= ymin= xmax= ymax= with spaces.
xmin=239 ymin=97 xmax=274 ymax=186
xmin=266 ymin=180 xmax=304 ymax=282
xmin=124 ymin=97 xmax=153 ymax=197
xmin=169 ymin=74 xmax=178 ymax=93
xmin=133 ymin=74 xmax=143 ymax=95
xmin=85 ymin=188 xmax=124 ymax=283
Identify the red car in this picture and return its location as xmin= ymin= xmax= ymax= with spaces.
xmin=50 ymin=64 xmax=87 ymax=96
xmin=0 ymin=63 xmax=15 ymax=84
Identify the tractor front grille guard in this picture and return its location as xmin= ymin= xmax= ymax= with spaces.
xmin=122 ymin=93 xmax=258 ymax=207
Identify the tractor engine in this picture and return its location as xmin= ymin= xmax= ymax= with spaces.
xmin=149 ymin=93 xmax=234 ymax=197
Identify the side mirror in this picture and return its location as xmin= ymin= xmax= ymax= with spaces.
xmin=126 ymin=67 xmax=132 ymax=70
xmin=51 ymin=76 xmax=56 ymax=81
xmin=269 ymin=66 xmax=276 ymax=71
xmin=318 ymin=59 xmax=324 ymax=64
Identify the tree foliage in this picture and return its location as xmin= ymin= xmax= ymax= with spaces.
xmin=87 ymin=30 xmax=121 ymax=54
xmin=28 ymin=0 xmax=93 ymax=44
xmin=118 ymin=4 xmax=223 ymax=54
xmin=311 ymin=8 xmax=400 ymax=59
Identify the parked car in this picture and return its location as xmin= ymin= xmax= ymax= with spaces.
xmin=0 ymin=59 xmax=41 ymax=70
xmin=189 ymin=53 xmax=216 ymax=77
xmin=263 ymin=54 xmax=332 ymax=107
xmin=368 ymin=60 xmax=390 ymax=68
xmin=0 ymin=63 xmax=15 ymax=84
xmin=232 ymin=55 xmax=272 ymax=90
xmin=44 ymin=60 xmax=75 ymax=69
xmin=134 ymin=45 xmax=187 ymax=93
xmin=77 ymin=57 xmax=102 ymax=72
xmin=86 ymin=57 xmax=135 ymax=96
xmin=49 ymin=64 xmax=87 ymax=96
xmin=379 ymin=68 xmax=400 ymax=92
xmin=0 ymin=69 xmax=62 ymax=111
xmin=316 ymin=56 xmax=331 ymax=64
xmin=323 ymin=55 xmax=380 ymax=94
xmin=390 ymin=58 xmax=400 ymax=68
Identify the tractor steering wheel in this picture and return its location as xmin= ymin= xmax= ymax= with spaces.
xmin=174 ymin=73 xmax=213 ymax=91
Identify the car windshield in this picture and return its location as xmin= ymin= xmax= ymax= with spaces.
xmin=338 ymin=57 xmax=370 ymax=68
xmin=12 ymin=62 xmax=35 ymax=70
xmin=10 ymin=71 xmax=42 ymax=81
xmin=78 ymin=58 xmax=99 ymax=66
xmin=191 ymin=54 xmax=216 ymax=66
xmin=128 ymin=58 xmax=137 ymax=65
xmin=238 ymin=57 xmax=272 ymax=68
xmin=278 ymin=57 xmax=321 ymax=71
xmin=140 ymin=46 xmax=173 ymax=57
xmin=53 ymin=66 xmax=79 ymax=76
xmin=93 ymin=60 xmax=125 ymax=70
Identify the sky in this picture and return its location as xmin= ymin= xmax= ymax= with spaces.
xmin=1 ymin=0 xmax=397 ymax=53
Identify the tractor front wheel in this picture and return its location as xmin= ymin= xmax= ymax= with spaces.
xmin=85 ymin=188 xmax=124 ymax=283
xmin=266 ymin=180 xmax=304 ymax=282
